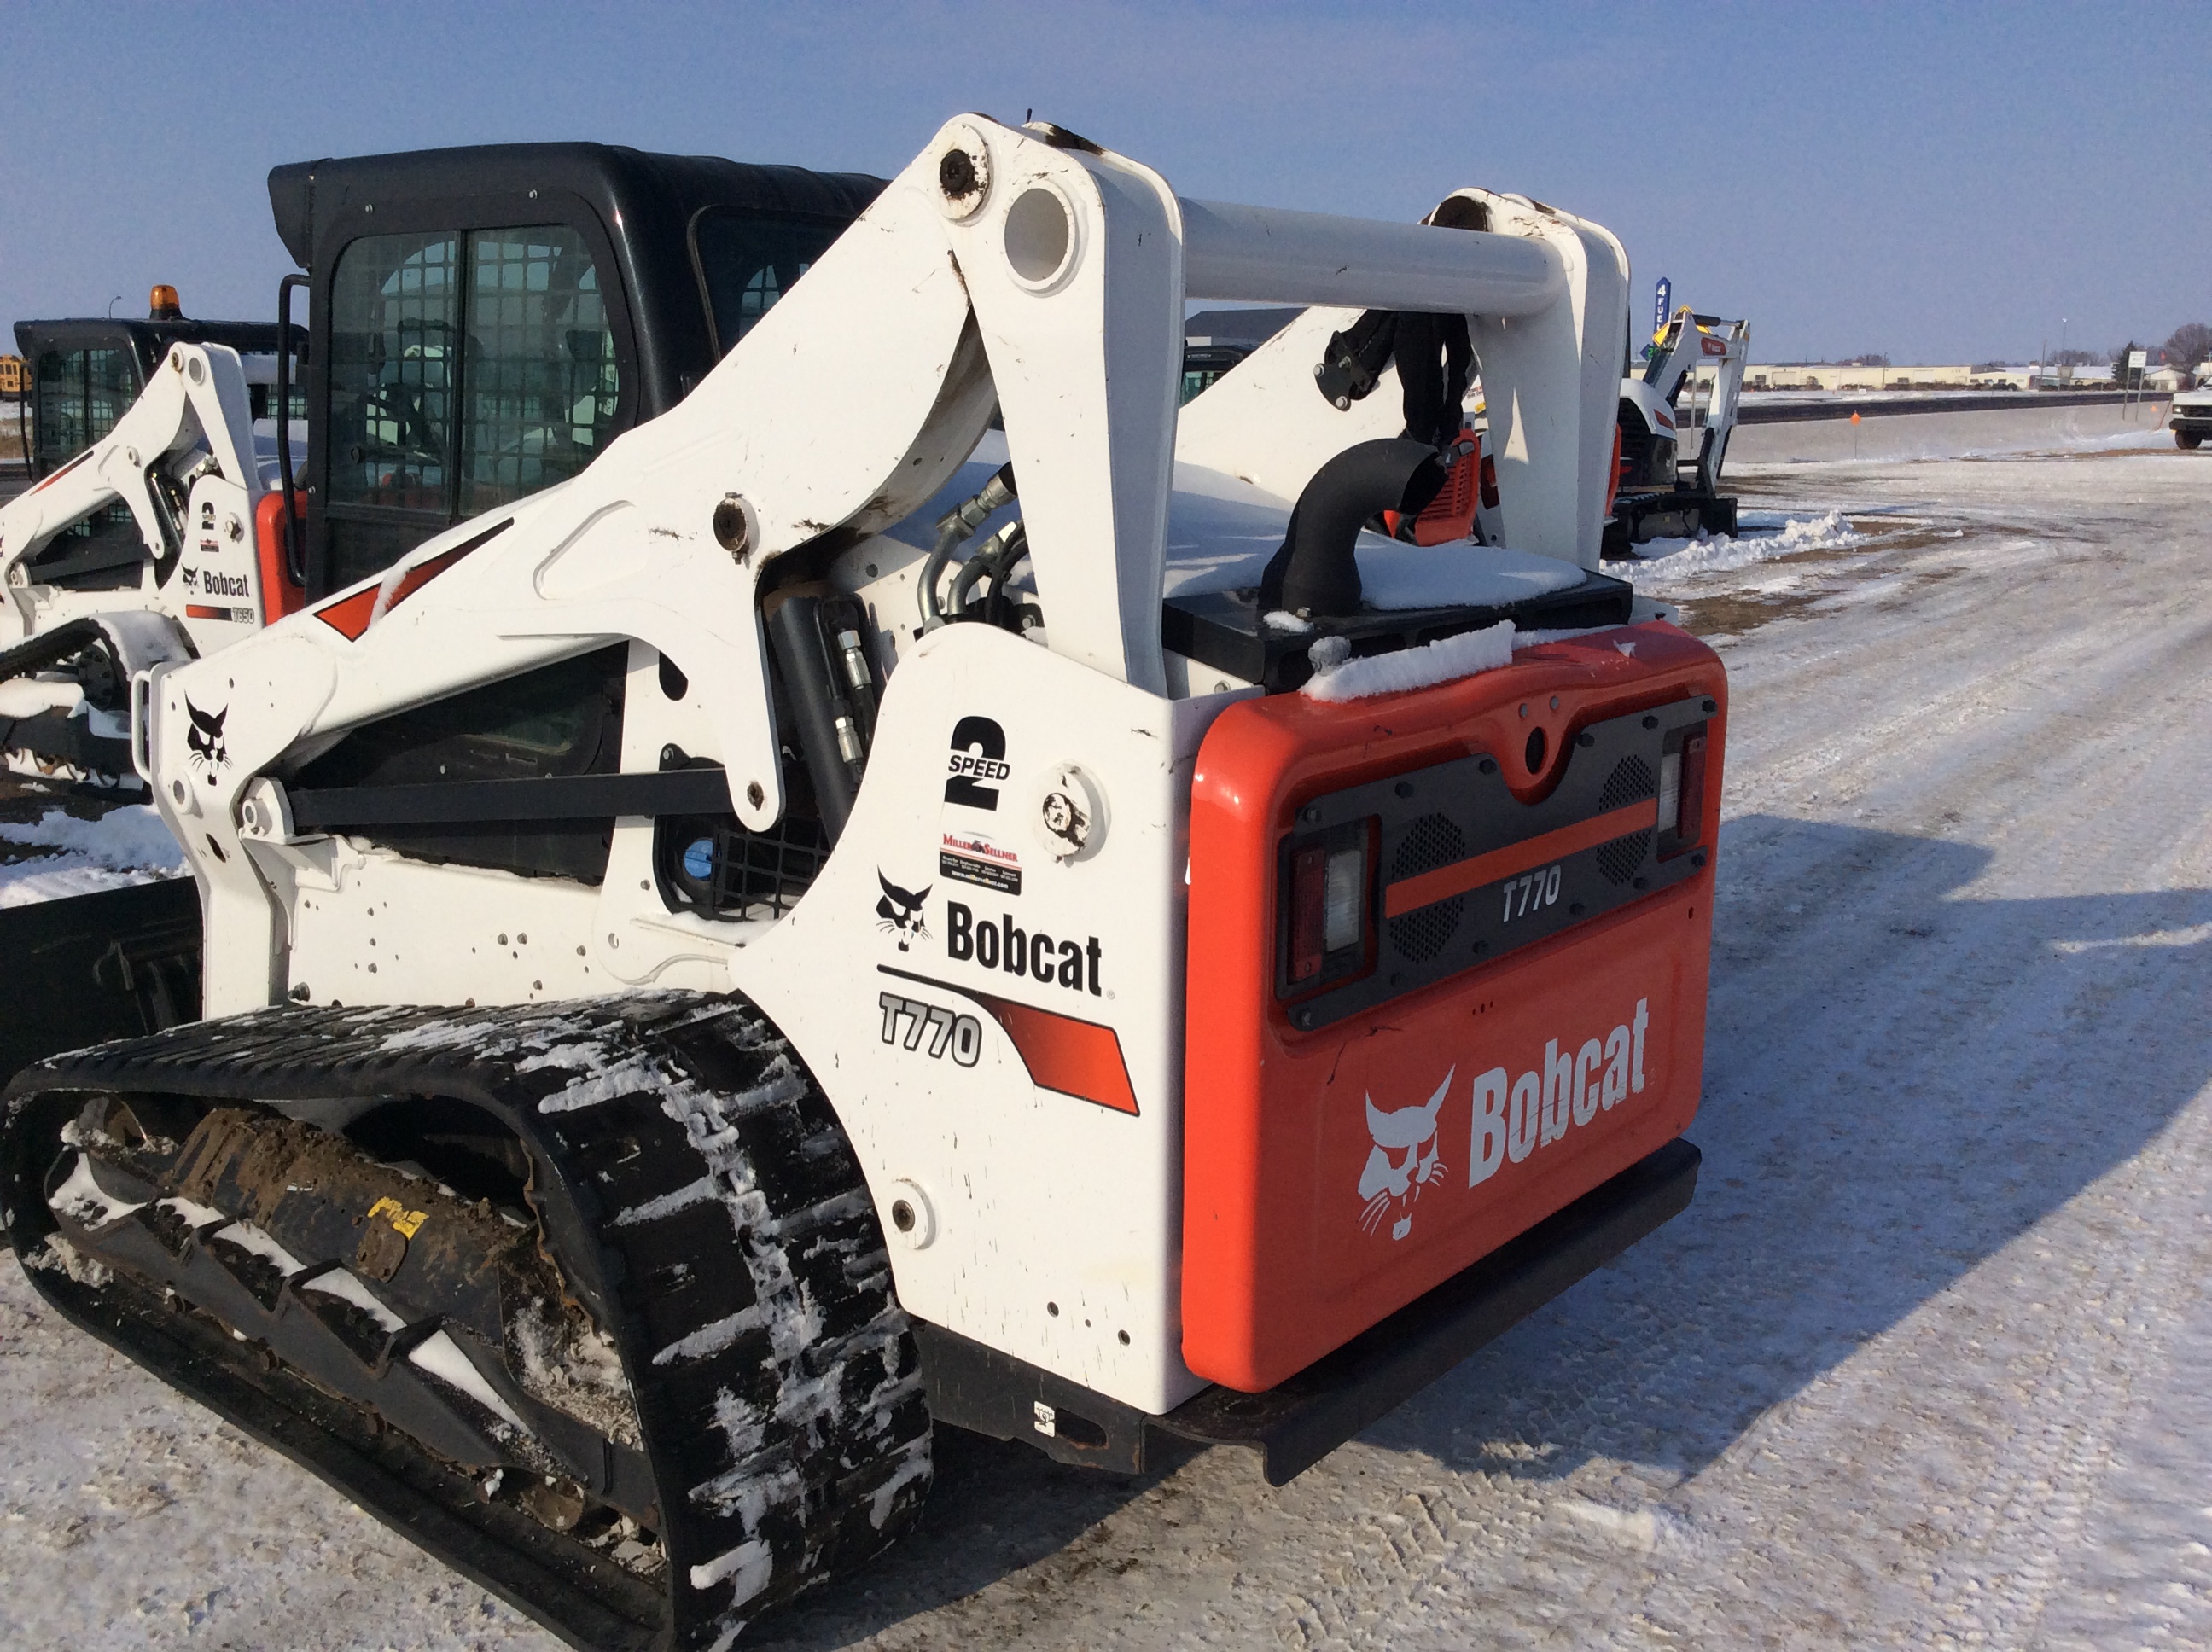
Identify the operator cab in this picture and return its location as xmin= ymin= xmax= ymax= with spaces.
xmin=13 ymin=295 xmax=297 ymax=480
xmin=268 ymin=143 xmax=883 ymax=599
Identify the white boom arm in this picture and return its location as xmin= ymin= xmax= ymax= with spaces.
xmin=1173 ymin=189 xmax=1628 ymax=566
xmin=0 ymin=344 xmax=270 ymax=653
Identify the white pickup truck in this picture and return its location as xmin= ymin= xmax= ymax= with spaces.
xmin=2172 ymin=383 xmax=2212 ymax=449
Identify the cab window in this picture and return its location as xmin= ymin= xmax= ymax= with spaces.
xmin=29 ymin=347 xmax=143 ymax=582
xmin=326 ymin=225 xmax=619 ymax=518
xmin=34 ymin=346 xmax=138 ymax=468
xmin=461 ymin=228 xmax=618 ymax=511
xmin=327 ymin=231 xmax=459 ymax=514
xmin=690 ymin=209 xmax=843 ymax=357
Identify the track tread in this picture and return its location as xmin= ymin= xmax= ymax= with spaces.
xmin=3 ymin=991 xmax=932 ymax=1650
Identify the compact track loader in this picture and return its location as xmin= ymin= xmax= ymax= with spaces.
xmin=0 ymin=144 xmax=882 ymax=794
xmin=2 ymin=117 xmax=1726 ymax=1649
xmin=1605 ymin=305 xmax=1749 ymax=555
xmin=1 ymin=293 xmax=300 ymax=790
xmin=13 ymin=288 xmax=295 ymax=486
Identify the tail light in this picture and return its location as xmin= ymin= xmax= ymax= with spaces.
xmin=1606 ymin=422 xmax=1624 ymax=515
xmin=1282 ymin=820 xmax=1373 ymax=993
xmin=1657 ymin=728 xmax=1708 ymax=858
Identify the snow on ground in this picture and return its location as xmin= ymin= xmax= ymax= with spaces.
xmin=1622 ymin=507 xmax=1865 ymax=582
xmin=4 ymin=446 xmax=2212 ymax=1648
xmin=0 ymin=798 xmax=186 ymax=906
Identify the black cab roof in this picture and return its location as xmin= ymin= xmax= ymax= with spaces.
xmin=267 ymin=143 xmax=884 ymax=417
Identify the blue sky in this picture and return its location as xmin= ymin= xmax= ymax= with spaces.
xmin=3 ymin=2 xmax=2205 ymax=364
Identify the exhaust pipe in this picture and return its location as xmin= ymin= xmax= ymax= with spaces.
xmin=1258 ymin=439 xmax=1447 ymax=617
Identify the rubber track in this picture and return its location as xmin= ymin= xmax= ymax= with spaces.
xmin=2 ymin=992 xmax=934 ymax=1651
xmin=0 ymin=615 xmax=108 ymax=684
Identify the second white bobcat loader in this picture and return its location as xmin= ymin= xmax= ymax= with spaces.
xmin=3 ymin=117 xmax=1726 ymax=1649
xmin=0 ymin=343 xmax=281 ymax=790
xmin=1606 ymin=305 xmax=1750 ymax=553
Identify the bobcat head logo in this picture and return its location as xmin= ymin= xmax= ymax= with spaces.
xmin=184 ymin=696 xmax=229 ymax=779
xmin=876 ymin=872 xmax=931 ymax=951
xmin=181 ymin=566 xmax=199 ymax=590
xmin=1358 ymin=1068 xmax=1452 ymax=1241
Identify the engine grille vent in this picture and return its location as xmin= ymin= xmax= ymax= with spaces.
xmin=1388 ymin=813 xmax=1468 ymax=960
xmin=1598 ymin=754 xmax=1657 ymax=813
xmin=1391 ymin=812 xmax=1467 ymax=881
xmin=1389 ymin=899 xmax=1463 ymax=963
xmin=1595 ymin=829 xmax=1653 ymax=886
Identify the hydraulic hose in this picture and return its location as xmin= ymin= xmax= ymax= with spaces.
xmin=765 ymin=593 xmax=863 ymax=846
xmin=948 ymin=521 xmax=1026 ymax=620
xmin=918 ymin=462 xmax=1016 ymax=629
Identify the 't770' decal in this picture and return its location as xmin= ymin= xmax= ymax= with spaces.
xmin=878 ymin=992 xmax=982 ymax=1067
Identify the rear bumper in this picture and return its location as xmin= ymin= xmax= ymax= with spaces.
xmin=918 ymin=1136 xmax=1700 ymax=1483
xmin=1159 ymin=1135 xmax=1699 ymax=1482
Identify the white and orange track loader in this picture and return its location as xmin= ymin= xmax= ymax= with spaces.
xmin=3 ymin=116 xmax=1727 ymax=1649
xmin=0 ymin=341 xmax=286 ymax=791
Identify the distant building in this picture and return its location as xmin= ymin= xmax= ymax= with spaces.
xmin=0 ymin=355 xmax=26 ymax=398
xmin=2142 ymin=363 xmax=2207 ymax=392
xmin=1745 ymin=362 xmax=2032 ymax=391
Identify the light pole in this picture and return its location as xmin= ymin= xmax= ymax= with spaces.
xmin=105 ymin=295 xmax=124 ymax=318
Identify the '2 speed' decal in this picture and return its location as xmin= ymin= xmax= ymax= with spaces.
xmin=945 ymin=715 xmax=1009 ymax=811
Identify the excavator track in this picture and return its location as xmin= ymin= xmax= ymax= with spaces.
xmin=0 ymin=992 xmax=932 ymax=1650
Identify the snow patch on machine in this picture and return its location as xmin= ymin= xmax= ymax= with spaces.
xmin=1301 ymin=620 xmax=1516 ymax=702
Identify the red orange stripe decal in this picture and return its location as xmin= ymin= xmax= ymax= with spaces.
xmin=881 ymin=966 xmax=1138 ymax=1115
xmin=1383 ymin=798 xmax=1661 ymax=918
xmin=312 ymin=585 xmax=378 ymax=640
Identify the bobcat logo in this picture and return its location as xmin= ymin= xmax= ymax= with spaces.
xmin=876 ymin=872 xmax=931 ymax=951
xmin=181 ymin=566 xmax=198 ymax=590
xmin=1358 ymin=1068 xmax=1451 ymax=1241
xmin=184 ymin=697 xmax=229 ymax=779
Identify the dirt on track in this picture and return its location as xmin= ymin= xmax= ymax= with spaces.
xmin=3 ymin=446 xmax=2209 ymax=1649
